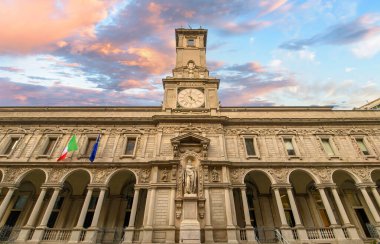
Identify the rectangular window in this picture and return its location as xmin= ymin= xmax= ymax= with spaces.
xmin=125 ymin=137 xmax=136 ymax=155
xmin=187 ymin=38 xmax=195 ymax=46
xmin=356 ymin=138 xmax=370 ymax=155
xmin=43 ymin=137 xmax=58 ymax=155
xmin=244 ymin=138 xmax=256 ymax=156
xmin=284 ymin=138 xmax=296 ymax=156
xmin=321 ymin=138 xmax=335 ymax=156
xmin=85 ymin=138 xmax=97 ymax=156
xmin=3 ymin=137 xmax=20 ymax=155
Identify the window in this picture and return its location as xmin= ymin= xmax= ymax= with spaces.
xmin=355 ymin=138 xmax=370 ymax=155
xmin=41 ymin=136 xmax=59 ymax=156
xmin=310 ymin=186 xmax=330 ymax=227
xmin=187 ymin=38 xmax=195 ymax=47
xmin=125 ymin=138 xmax=136 ymax=155
xmin=2 ymin=136 xmax=21 ymax=155
xmin=85 ymin=138 xmax=97 ymax=156
xmin=244 ymin=138 xmax=256 ymax=156
xmin=121 ymin=135 xmax=139 ymax=158
xmin=243 ymin=136 xmax=259 ymax=158
xmin=283 ymin=138 xmax=296 ymax=156
xmin=320 ymin=138 xmax=335 ymax=156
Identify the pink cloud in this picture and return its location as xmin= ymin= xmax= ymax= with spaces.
xmin=0 ymin=0 xmax=114 ymax=53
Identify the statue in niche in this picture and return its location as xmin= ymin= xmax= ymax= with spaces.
xmin=161 ymin=168 xmax=168 ymax=182
xmin=183 ymin=158 xmax=197 ymax=194
xmin=211 ymin=167 xmax=220 ymax=182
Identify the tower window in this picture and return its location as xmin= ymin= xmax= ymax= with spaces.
xmin=187 ymin=38 xmax=195 ymax=47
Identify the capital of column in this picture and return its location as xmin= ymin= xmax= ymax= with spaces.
xmin=272 ymin=184 xmax=291 ymax=190
xmin=355 ymin=183 xmax=373 ymax=189
xmin=315 ymin=183 xmax=335 ymax=190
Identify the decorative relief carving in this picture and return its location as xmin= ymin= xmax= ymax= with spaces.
xmin=139 ymin=169 xmax=151 ymax=183
xmin=230 ymin=168 xmax=247 ymax=184
xmin=267 ymin=168 xmax=289 ymax=183
xmin=160 ymin=168 xmax=169 ymax=182
xmin=48 ymin=168 xmax=71 ymax=183
xmin=198 ymin=165 xmax=204 ymax=197
xmin=211 ymin=167 xmax=220 ymax=182
xmin=352 ymin=167 xmax=372 ymax=182
xmin=177 ymin=165 xmax=183 ymax=198
xmin=92 ymin=167 xmax=117 ymax=184
xmin=204 ymin=165 xmax=209 ymax=183
xmin=3 ymin=167 xmax=33 ymax=183
xmin=310 ymin=167 xmax=333 ymax=183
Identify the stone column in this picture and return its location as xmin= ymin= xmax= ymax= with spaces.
xmin=317 ymin=185 xmax=345 ymax=240
xmin=224 ymin=187 xmax=238 ymax=243
xmin=286 ymin=187 xmax=308 ymax=241
xmin=31 ymin=187 xmax=61 ymax=242
xmin=317 ymin=186 xmax=338 ymax=225
xmin=167 ymin=187 xmax=176 ymax=243
xmin=272 ymin=187 xmax=288 ymax=227
xmin=142 ymin=187 xmax=156 ymax=243
xmin=330 ymin=186 xmax=350 ymax=225
xmin=272 ymin=186 xmax=294 ymax=241
xmin=123 ymin=188 xmax=140 ymax=243
xmin=358 ymin=186 xmax=380 ymax=223
xmin=17 ymin=187 xmax=48 ymax=241
xmin=0 ymin=187 xmax=16 ymax=220
xmin=204 ymin=187 xmax=214 ymax=243
xmin=329 ymin=185 xmax=361 ymax=240
xmin=240 ymin=187 xmax=256 ymax=242
xmin=286 ymin=187 xmax=302 ymax=226
xmin=84 ymin=187 xmax=107 ymax=242
xmin=69 ymin=187 xmax=93 ymax=243
xmin=370 ymin=185 xmax=380 ymax=210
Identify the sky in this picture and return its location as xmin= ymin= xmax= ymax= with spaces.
xmin=0 ymin=0 xmax=379 ymax=109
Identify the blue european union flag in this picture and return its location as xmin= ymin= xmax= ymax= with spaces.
xmin=89 ymin=134 xmax=101 ymax=163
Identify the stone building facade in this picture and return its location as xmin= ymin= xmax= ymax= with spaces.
xmin=0 ymin=28 xmax=379 ymax=244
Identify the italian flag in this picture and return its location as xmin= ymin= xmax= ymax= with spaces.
xmin=57 ymin=135 xmax=78 ymax=161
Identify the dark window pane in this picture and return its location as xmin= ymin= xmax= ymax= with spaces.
xmin=245 ymin=138 xmax=255 ymax=156
xmin=88 ymin=196 xmax=98 ymax=210
xmin=13 ymin=195 xmax=28 ymax=210
xmin=47 ymin=211 xmax=59 ymax=228
xmin=53 ymin=196 xmax=64 ymax=210
xmin=123 ymin=211 xmax=131 ymax=227
xmin=5 ymin=211 xmax=21 ymax=227
xmin=83 ymin=212 xmax=94 ymax=229
xmin=43 ymin=137 xmax=57 ymax=155
xmin=85 ymin=138 xmax=97 ymax=155
xmin=4 ymin=137 xmax=20 ymax=155
xmin=125 ymin=138 xmax=136 ymax=155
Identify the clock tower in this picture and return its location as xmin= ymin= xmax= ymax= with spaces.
xmin=162 ymin=28 xmax=220 ymax=113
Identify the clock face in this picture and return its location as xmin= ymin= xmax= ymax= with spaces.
xmin=177 ymin=88 xmax=205 ymax=108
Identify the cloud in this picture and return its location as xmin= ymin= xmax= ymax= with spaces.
xmin=216 ymin=61 xmax=297 ymax=106
xmin=0 ymin=78 xmax=162 ymax=106
xmin=0 ymin=0 xmax=114 ymax=53
xmin=351 ymin=33 xmax=380 ymax=58
xmin=279 ymin=13 xmax=380 ymax=50
xmin=0 ymin=66 xmax=23 ymax=73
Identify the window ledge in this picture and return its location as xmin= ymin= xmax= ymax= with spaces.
xmin=246 ymin=156 xmax=260 ymax=159
xmin=120 ymin=155 xmax=135 ymax=159
xmin=0 ymin=154 xmax=10 ymax=158
xmin=327 ymin=156 xmax=341 ymax=160
xmin=364 ymin=155 xmax=377 ymax=159
xmin=36 ymin=155 xmax=52 ymax=159
xmin=287 ymin=155 xmax=301 ymax=160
